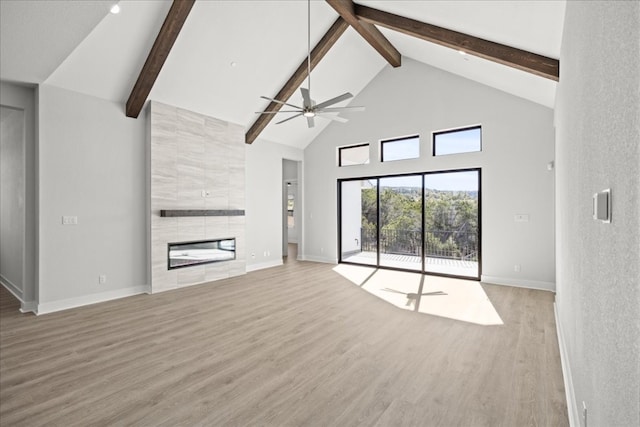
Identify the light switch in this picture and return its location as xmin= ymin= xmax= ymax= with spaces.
xmin=593 ymin=189 xmax=611 ymax=223
xmin=514 ymin=214 xmax=529 ymax=222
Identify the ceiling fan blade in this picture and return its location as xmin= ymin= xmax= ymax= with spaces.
xmin=260 ymin=96 xmax=302 ymax=110
xmin=275 ymin=113 xmax=303 ymax=125
xmin=306 ymin=116 xmax=315 ymax=128
xmin=317 ymin=106 xmax=365 ymax=113
xmin=316 ymin=113 xmax=348 ymax=123
xmin=256 ymin=110 xmax=302 ymax=114
xmin=300 ymin=87 xmax=312 ymax=108
xmin=314 ymin=92 xmax=353 ymax=110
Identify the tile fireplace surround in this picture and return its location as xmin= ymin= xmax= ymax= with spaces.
xmin=148 ymin=101 xmax=246 ymax=293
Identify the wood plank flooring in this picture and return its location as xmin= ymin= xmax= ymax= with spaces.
xmin=0 ymin=256 xmax=568 ymax=426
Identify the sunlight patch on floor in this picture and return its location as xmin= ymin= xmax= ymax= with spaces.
xmin=333 ymin=265 xmax=503 ymax=325
xmin=332 ymin=264 xmax=377 ymax=286
xmin=361 ymin=269 xmax=422 ymax=312
xmin=418 ymin=276 xmax=503 ymax=325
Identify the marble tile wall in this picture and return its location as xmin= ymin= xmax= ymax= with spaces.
xmin=149 ymin=101 xmax=246 ymax=293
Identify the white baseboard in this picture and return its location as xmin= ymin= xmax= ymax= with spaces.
xmin=0 ymin=274 xmax=23 ymax=300
xmin=555 ymin=302 xmax=580 ymax=427
xmin=298 ymin=254 xmax=336 ymax=264
xmin=246 ymin=259 xmax=283 ymax=272
xmin=36 ymin=285 xmax=150 ymax=315
xmin=20 ymin=300 xmax=37 ymax=314
xmin=481 ymin=275 xmax=555 ymax=292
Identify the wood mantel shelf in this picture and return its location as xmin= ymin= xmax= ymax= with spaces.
xmin=160 ymin=210 xmax=245 ymax=217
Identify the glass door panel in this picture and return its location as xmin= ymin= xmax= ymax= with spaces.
xmin=379 ymin=175 xmax=423 ymax=271
xmin=424 ymin=170 xmax=480 ymax=278
xmin=340 ymin=179 xmax=378 ymax=266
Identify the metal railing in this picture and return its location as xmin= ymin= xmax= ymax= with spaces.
xmin=361 ymin=228 xmax=478 ymax=261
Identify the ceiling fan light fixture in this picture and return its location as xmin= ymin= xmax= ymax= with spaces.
xmin=255 ymin=0 xmax=363 ymax=129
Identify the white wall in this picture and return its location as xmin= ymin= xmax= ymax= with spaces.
xmin=37 ymin=85 xmax=147 ymax=312
xmin=304 ymin=58 xmax=556 ymax=288
xmin=1 ymin=106 xmax=25 ymax=296
xmin=0 ymin=82 xmax=37 ymax=309
xmin=555 ymin=2 xmax=640 ymax=426
xmin=246 ymin=139 xmax=302 ymax=271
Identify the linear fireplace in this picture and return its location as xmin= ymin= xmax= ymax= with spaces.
xmin=168 ymin=238 xmax=236 ymax=270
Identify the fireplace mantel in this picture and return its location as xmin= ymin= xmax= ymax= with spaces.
xmin=160 ymin=209 xmax=245 ymax=217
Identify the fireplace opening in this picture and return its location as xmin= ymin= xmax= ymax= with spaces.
xmin=168 ymin=238 xmax=235 ymax=269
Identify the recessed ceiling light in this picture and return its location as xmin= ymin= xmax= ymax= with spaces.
xmin=110 ymin=4 xmax=120 ymax=14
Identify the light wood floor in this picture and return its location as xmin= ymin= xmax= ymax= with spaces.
xmin=0 ymin=254 xmax=568 ymax=426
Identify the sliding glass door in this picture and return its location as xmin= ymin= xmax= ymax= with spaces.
xmin=424 ymin=170 xmax=480 ymax=278
xmin=379 ymin=175 xmax=423 ymax=271
xmin=338 ymin=169 xmax=480 ymax=279
xmin=339 ymin=179 xmax=378 ymax=266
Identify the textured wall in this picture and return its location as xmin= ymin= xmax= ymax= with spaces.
xmin=555 ymin=1 xmax=640 ymax=426
xmin=149 ymin=102 xmax=246 ymax=292
xmin=38 ymin=85 xmax=147 ymax=307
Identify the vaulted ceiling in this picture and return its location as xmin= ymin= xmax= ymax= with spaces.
xmin=0 ymin=0 xmax=566 ymax=149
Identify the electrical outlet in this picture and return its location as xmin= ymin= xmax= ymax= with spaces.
xmin=251 ymin=253 xmax=255 ymax=259
xmin=99 ymin=275 xmax=107 ymax=284
xmin=62 ymin=216 xmax=78 ymax=225
xmin=514 ymin=264 xmax=521 ymax=272
xmin=514 ymin=214 xmax=529 ymax=222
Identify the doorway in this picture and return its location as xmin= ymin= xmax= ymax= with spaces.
xmin=282 ymin=159 xmax=301 ymax=260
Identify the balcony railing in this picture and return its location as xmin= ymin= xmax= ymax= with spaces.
xmin=361 ymin=228 xmax=478 ymax=261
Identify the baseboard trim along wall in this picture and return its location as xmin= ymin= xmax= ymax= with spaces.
xmin=246 ymin=259 xmax=283 ymax=272
xmin=0 ymin=274 xmax=23 ymax=301
xmin=298 ymin=255 xmax=337 ymax=264
xmin=36 ymin=285 xmax=150 ymax=315
xmin=555 ymin=302 xmax=580 ymax=427
xmin=20 ymin=301 xmax=37 ymax=314
xmin=481 ymin=275 xmax=555 ymax=292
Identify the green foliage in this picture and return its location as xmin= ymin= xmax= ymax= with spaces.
xmin=360 ymin=186 xmax=478 ymax=260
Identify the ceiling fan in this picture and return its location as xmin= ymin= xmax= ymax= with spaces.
xmin=256 ymin=0 xmax=364 ymax=128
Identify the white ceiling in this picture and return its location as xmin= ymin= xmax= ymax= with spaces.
xmin=0 ymin=0 xmax=566 ymax=149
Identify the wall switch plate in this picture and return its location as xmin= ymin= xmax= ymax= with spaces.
xmin=593 ymin=189 xmax=611 ymax=223
xmin=99 ymin=275 xmax=107 ymax=284
xmin=514 ymin=264 xmax=521 ymax=272
xmin=514 ymin=214 xmax=529 ymax=222
xmin=62 ymin=216 xmax=78 ymax=225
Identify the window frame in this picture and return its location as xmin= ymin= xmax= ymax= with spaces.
xmin=432 ymin=125 xmax=482 ymax=156
xmin=338 ymin=143 xmax=370 ymax=167
xmin=380 ymin=134 xmax=421 ymax=162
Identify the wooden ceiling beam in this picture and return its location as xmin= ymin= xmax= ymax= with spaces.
xmin=355 ymin=3 xmax=559 ymax=81
xmin=245 ymin=17 xmax=349 ymax=144
xmin=126 ymin=0 xmax=195 ymax=118
xmin=326 ymin=0 xmax=401 ymax=68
